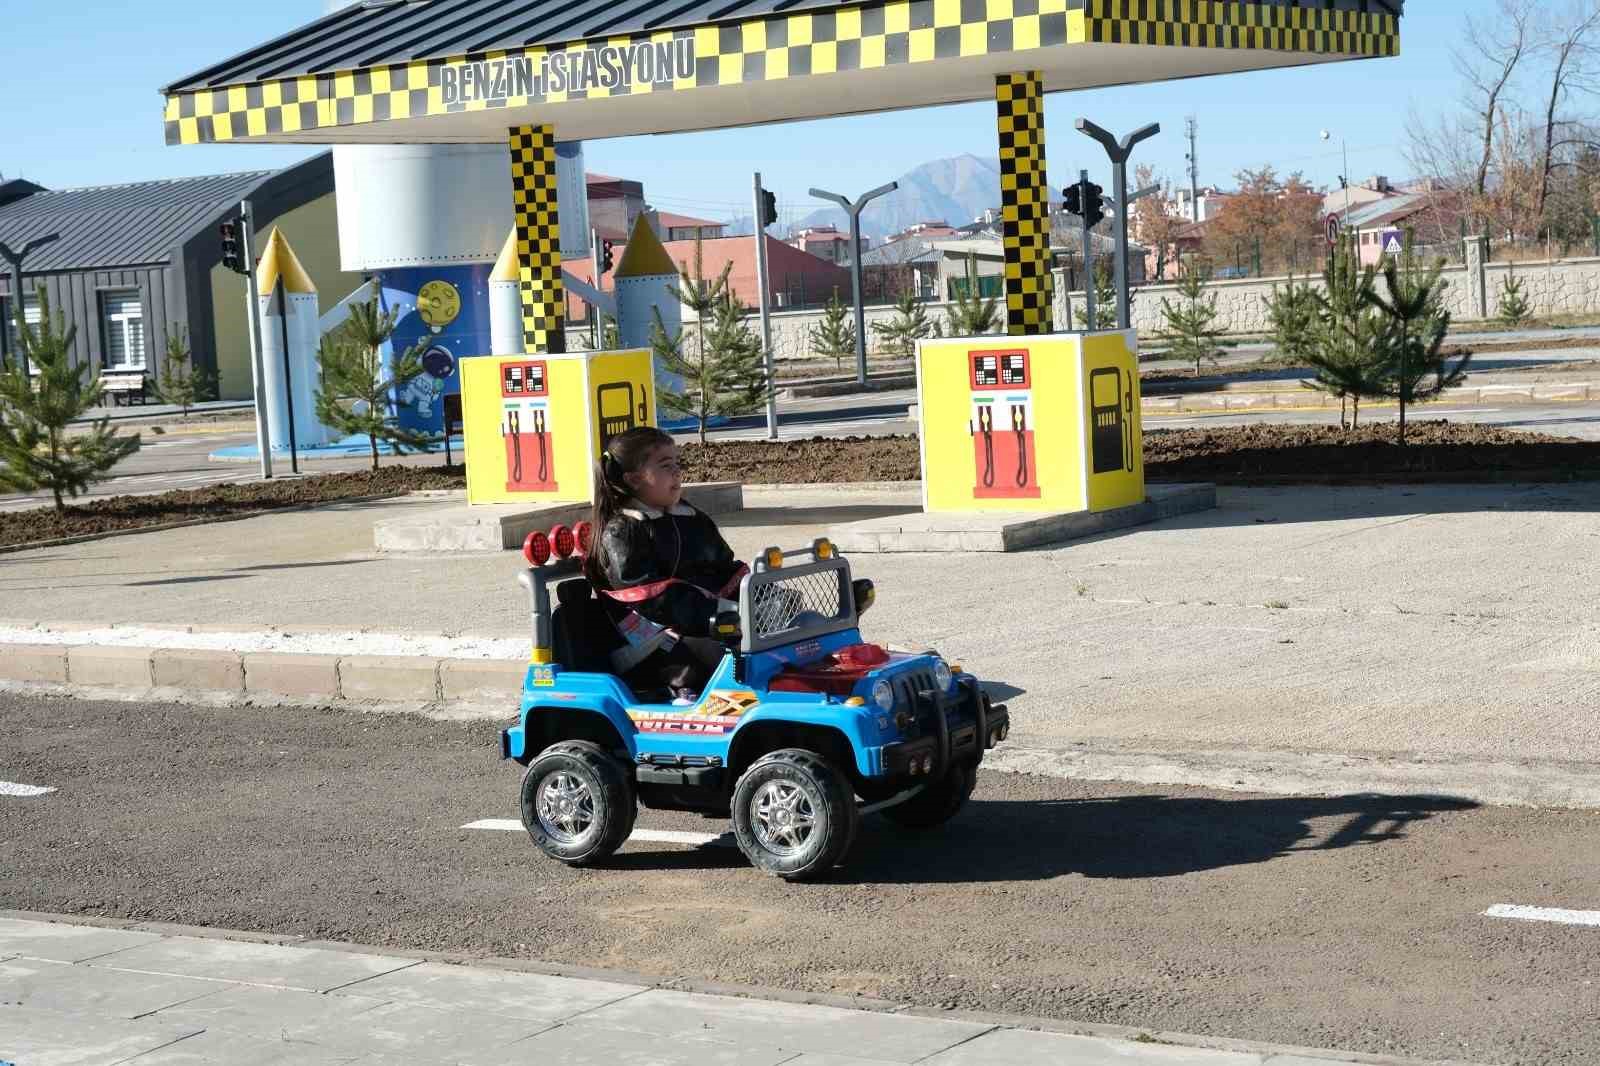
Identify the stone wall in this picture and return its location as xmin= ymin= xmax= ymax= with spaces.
xmin=673 ymin=255 xmax=1600 ymax=362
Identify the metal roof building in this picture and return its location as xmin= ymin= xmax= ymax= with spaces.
xmin=0 ymin=153 xmax=357 ymax=401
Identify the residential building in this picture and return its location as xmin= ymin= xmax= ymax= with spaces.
xmin=0 ymin=153 xmax=360 ymax=402
xmin=787 ymin=225 xmax=867 ymax=266
xmin=1338 ymin=192 xmax=1468 ymax=266
xmin=657 ymin=212 xmax=726 ymax=243
xmin=569 ymin=234 xmax=849 ymax=315
xmin=1320 ymin=175 xmax=1396 ymax=220
xmin=586 ymin=172 xmax=646 ymax=242
xmin=1171 ymin=186 xmax=1232 ymax=223
xmin=884 ymin=220 xmax=960 ymax=245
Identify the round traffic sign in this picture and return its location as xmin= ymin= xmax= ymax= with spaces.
xmin=1325 ymin=214 xmax=1341 ymax=245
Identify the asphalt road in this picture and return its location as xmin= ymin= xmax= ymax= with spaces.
xmin=5 ymin=693 xmax=1599 ymax=1065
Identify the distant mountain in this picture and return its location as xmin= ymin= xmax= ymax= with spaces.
xmin=788 ymin=154 xmax=1033 ymax=241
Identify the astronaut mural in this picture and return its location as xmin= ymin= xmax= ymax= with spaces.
xmin=379 ymin=264 xmax=494 ymax=437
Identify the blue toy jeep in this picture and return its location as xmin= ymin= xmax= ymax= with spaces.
xmin=500 ymin=528 xmax=1010 ymax=881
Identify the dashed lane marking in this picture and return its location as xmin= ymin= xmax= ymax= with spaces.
xmin=463 ymin=819 xmax=732 ymax=848
xmin=0 ymin=781 xmax=57 ymax=797
xmin=1485 ymin=904 xmax=1600 ymax=928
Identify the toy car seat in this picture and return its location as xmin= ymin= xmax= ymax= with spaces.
xmin=551 ymin=577 xmax=624 ymax=674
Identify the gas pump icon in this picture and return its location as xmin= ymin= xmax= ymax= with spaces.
xmin=502 ymin=360 xmax=558 ymax=492
xmin=969 ymin=350 xmax=1040 ymax=499
xmin=596 ymin=381 xmax=649 ymax=452
xmin=1089 ymin=367 xmax=1135 ymax=475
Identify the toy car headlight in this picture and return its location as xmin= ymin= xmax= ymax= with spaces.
xmin=934 ymin=661 xmax=953 ymax=691
xmin=871 ymin=679 xmax=895 ymax=712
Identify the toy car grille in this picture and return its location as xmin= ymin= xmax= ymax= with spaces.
xmin=749 ymin=569 xmax=845 ymax=640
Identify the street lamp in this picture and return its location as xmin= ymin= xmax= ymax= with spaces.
xmin=809 ymin=182 xmax=897 ymax=385
xmin=1320 ymin=129 xmax=1351 ymax=224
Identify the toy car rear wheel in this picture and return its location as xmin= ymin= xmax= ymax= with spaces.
xmin=881 ymin=761 xmax=976 ymax=829
xmin=520 ymin=740 xmax=636 ymax=866
xmin=732 ymin=749 xmax=859 ymax=882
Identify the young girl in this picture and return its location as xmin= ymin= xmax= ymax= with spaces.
xmin=585 ymin=427 xmax=748 ymax=703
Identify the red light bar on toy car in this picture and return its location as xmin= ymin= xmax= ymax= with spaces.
xmin=574 ymin=520 xmax=594 ymax=557
xmin=550 ymin=524 xmax=576 ymax=559
xmin=523 ymin=530 xmax=552 ymax=567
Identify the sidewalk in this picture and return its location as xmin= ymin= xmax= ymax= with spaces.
xmin=0 ymin=914 xmax=1474 ymax=1066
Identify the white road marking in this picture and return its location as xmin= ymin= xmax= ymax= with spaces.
xmin=0 ymin=781 xmax=57 ymax=797
xmin=1485 ymin=904 xmax=1600 ymax=928
xmin=463 ymin=819 xmax=732 ymax=848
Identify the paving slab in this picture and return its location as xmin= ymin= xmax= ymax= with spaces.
xmin=466 ymin=1021 xmax=796 ymax=1066
xmin=90 ymin=935 xmax=419 ymax=992
xmin=332 ymin=959 xmax=644 ymax=1022
xmin=0 ymin=1003 xmax=202 ymax=1066
xmin=0 ymin=957 xmax=223 ymax=1019
xmin=920 ymin=1028 xmax=1267 ymax=1065
xmin=105 ymin=1028 xmax=390 ymax=1065
xmin=148 ymin=981 xmax=388 ymax=1039
xmin=571 ymin=989 xmax=992 ymax=1061
xmin=0 ymin=917 xmax=162 ymax=962
xmin=288 ymin=1001 xmax=555 ymax=1061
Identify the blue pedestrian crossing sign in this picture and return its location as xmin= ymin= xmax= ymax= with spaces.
xmin=1381 ymin=229 xmax=1405 ymax=256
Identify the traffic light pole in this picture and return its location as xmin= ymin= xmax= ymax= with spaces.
xmin=1076 ymin=119 xmax=1160 ymax=331
xmin=1077 ymin=172 xmax=1096 ymax=332
xmin=810 ymin=182 xmax=898 ymax=386
xmin=752 ymin=173 xmax=778 ymax=441
xmin=235 ymin=201 xmax=273 ymax=478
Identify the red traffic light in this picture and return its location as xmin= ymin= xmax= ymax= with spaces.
xmin=523 ymin=530 xmax=552 ymax=567
xmin=550 ymin=524 xmax=576 ymax=559
xmin=219 ymin=222 xmax=236 ymax=240
xmin=574 ymin=520 xmax=594 ymax=557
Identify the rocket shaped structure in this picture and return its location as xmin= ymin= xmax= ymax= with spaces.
xmin=489 ymin=229 xmax=525 ymax=356
xmin=614 ymin=214 xmax=684 ymax=400
xmin=257 ymin=229 xmax=332 ymax=449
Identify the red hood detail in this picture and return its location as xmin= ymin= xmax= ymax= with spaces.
xmin=768 ymin=644 xmax=911 ymax=697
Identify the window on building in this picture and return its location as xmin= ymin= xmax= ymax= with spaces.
xmin=2 ymin=291 xmax=42 ymax=374
xmin=100 ymin=290 xmax=147 ymax=371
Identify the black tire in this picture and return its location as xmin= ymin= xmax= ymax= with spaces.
xmin=520 ymin=740 xmax=636 ymax=866
xmin=881 ymin=762 xmax=976 ymax=829
xmin=732 ymin=749 xmax=859 ymax=881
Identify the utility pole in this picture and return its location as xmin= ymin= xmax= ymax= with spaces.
xmin=1185 ymin=115 xmax=1200 ymax=224
xmin=809 ymin=181 xmax=898 ymax=385
xmin=0 ymin=232 xmax=59 ymax=371
xmin=235 ymin=200 xmax=273 ymax=478
xmin=273 ymin=281 xmax=300 ymax=474
xmin=1077 ymin=118 xmax=1161 ymax=331
xmin=753 ymin=173 xmax=779 ymax=440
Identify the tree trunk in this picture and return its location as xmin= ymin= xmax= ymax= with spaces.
xmin=1352 ymin=395 xmax=1360 ymax=428
xmin=369 ymin=433 xmax=380 ymax=471
xmin=53 ymin=486 xmax=64 ymax=513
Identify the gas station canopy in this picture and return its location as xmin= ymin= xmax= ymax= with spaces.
xmin=163 ymin=0 xmax=1402 ymax=146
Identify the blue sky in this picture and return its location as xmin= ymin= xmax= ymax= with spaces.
xmin=1 ymin=2 xmax=1482 ymax=228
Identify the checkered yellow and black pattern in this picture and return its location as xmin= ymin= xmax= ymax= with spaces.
xmin=163 ymin=0 xmax=1400 ymax=145
xmin=508 ymin=124 xmax=566 ymax=355
xmin=996 ymin=72 xmax=1052 ymax=336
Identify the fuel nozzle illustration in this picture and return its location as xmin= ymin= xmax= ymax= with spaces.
xmin=1090 ymin=366 xmax=1135 ymax=475
xmin=968 ymin=350 xmax=1040 ymax=499
xmin=502 ymin=360 xmax=558 ymax=493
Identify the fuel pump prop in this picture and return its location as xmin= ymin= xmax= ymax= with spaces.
xmin=969 ymin=350 xmax=1039 ymax=500
xmin=501 ymin=360 xmax=557 ymax=493
xmin=461 ymin=349 xmax=655 ymax=505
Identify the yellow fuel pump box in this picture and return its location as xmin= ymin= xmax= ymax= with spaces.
xmin=916 ymin=330 xmax=1143 ymax=514
xmin=460 ymin=349 xmax=655 ymax=505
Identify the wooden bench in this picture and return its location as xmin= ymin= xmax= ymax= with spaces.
xmin=101 ymin=371 xmax=149 ymax=406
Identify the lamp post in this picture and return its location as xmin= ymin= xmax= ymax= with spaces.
xmin=1076 ymin=118 xmax=1161 ymax=330
xmin=1320 ymin=129 xmax=1351 ymax=224
xmin=809 ymin=182 xmax=898 ymax=385
xmin=0 ymin=233 xmax=60 ymax=370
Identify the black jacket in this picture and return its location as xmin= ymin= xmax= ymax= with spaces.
xmin=594 ymin=501 xmax=745 ymax=637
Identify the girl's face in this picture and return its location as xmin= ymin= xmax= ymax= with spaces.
xmin=624 ymin=442 xmax=683 ymax=510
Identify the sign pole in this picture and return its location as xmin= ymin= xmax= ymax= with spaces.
xmin=753 ymin=173 xmax=778 ymax=441
xmin=238 ymin=200 xmax=273 ymax=479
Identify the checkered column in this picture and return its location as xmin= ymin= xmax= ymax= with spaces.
xmin=995 ymin=72 xmax=1052 ymax=336
xmin=508 ymin=124 xmax=566 ymax=354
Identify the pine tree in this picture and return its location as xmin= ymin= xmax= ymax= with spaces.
xmin=944 ymin=254 xmax=999 ymax=337
xmin=1497 ymin=264 xmax=1532 ymax=327
xmin=1365 ymin=232 xmax=1468 ymax=447
xmin=313 ymin=295 xmax=430 ymax=469
xmin=1160 ymin=261 xmax=1224 ymax=375
xmin=809 ymin=290 xmax=856 ymax=372
xmin=1302 ymin=236 xmax=1388 ymax=429
xmin=152 ymin=325 xmax=215 ymax=418
xmin=0 ymin=287 xmax=141 ymax=511
xmin=1073 ymin=261 xmax=1132 ymax=330
xmin=1263 ymin=273 xmax=1321 ymax=364
xmin=870 ymin=294 xmax=931 ymax=357
xmin=654 ymin=292 xmax=768 ymax=445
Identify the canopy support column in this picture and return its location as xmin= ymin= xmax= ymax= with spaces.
xmin=508 ymin=124 xmax=566 ymax=354
xmin=995 ymin=72 xmax=1052 ymax=336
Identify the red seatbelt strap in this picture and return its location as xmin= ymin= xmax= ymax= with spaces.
xmin=600 ymin=577 xmax=705 ymax=605
xmin=717 ymin=564 xmax=750 ymax=599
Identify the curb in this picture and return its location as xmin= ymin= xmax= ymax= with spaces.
xmin=0 ymin=910 xmax=1488 ymax=1066
xmin=1142 ymin=382 xmax=1597 ymax=414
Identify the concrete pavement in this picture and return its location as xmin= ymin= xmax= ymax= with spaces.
xmin=0 ymin=915 xmax=1480 ymax=1066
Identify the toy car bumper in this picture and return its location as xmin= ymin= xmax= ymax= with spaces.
xmin=881 ymin=678 xmax=1008 ymax=778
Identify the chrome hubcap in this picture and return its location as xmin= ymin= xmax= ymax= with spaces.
xmin=751 ymin=781 xmax=818 ymax=856
xmin=536 ymin=772 xmax=596 ymax=844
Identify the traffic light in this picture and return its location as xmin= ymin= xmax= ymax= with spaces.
xmin=219 ymin=222 xmax=243 ymax=275
xmin=1083 ymin=182 xmax=1105 ymax=229
xmin=1062 ymin=185 xmax=1081 ymax=217
xmin=759 ymin=189 xmax=778 ymax=229
xmin=600 ymin=239 xmax=615 ymax=274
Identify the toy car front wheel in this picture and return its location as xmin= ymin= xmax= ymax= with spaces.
xmin=732 ymin=749 xmax=859 ymax=882
xmin=520 ymin=741 xmax=636 ymax=867
xmin=881 ymin=762 xmax=976 ymax=829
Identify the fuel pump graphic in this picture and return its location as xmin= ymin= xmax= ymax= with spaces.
xmin=1089 ymin=367 xmax=1135 ymax=475
xmin=501 ymin=360 xmax=558 ymax=492
xmin=596 ymin=381 xmax=649 ymax=452
xmin=968 ymin=350 xmax=1040 ymax=499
